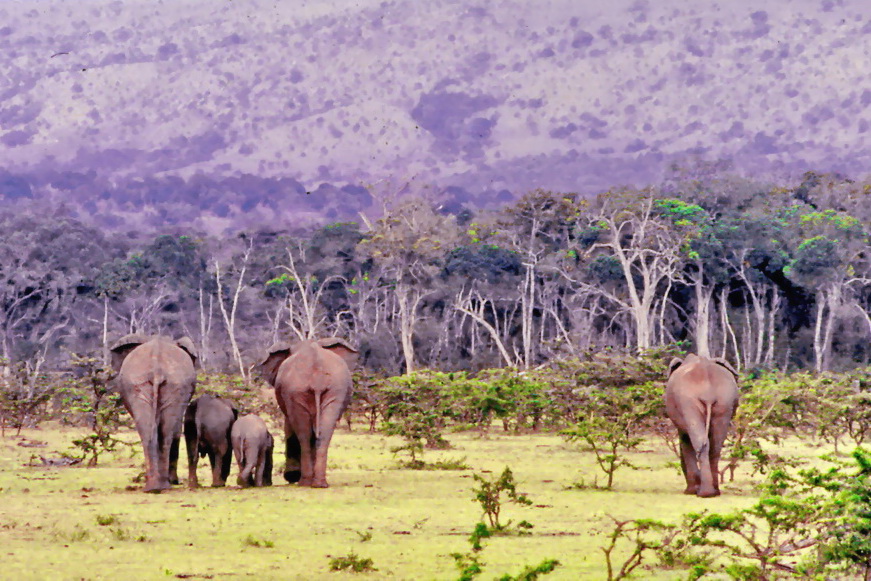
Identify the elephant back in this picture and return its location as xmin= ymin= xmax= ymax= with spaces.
xmin=118 ymin=337 xmax=197 ymax=390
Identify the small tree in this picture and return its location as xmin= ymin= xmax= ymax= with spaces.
xmin=380 ymin=371 xmax=453 ymax=468
xmin=471 ymin=467 xmax=533 ymax=535
xmin=62 ymin=353 xmax=129 ymax=466
xmin=561 ymin=383 xmax=660 ymax=489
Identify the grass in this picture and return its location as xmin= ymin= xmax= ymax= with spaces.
xmin=0 ymin=422 xmax=829 ymax=580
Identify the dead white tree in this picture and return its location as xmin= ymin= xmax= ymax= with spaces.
xmin=214 ymin=241 xmax=252 ymax=380
xmin=586 ymin=192 xmax=683 ymax=352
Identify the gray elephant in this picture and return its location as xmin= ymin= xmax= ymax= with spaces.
xmin=259 ymin=337 xmax=357 ymax=488
xmin=110 ymin=334 xmax=198 ymax=493
xmin=665 ymin=354 xmax=740 ymax=497
xmin=231 ymin=414 xmax=274 ymax=487
xmin=184 ymin=394 xmax=238 ymax=488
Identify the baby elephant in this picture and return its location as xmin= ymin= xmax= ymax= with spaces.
xmin=231 ymin=414 xmax=274 ymax=487
xmin=185 ymin=394 xmax=238 ymax=488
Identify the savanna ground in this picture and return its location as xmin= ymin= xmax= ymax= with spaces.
xmin=0 ymin=420 xmax=828 ymax=581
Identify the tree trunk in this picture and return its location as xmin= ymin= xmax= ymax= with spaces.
xmin=693 ymin=262 xmax=713 ymax=358
xmin=215 ymin=258 xmax=248 ymax=380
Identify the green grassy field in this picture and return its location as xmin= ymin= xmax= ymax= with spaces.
xmin=0 ymin=423 xmax=818 ymax=581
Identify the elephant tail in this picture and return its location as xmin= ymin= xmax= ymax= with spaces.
xmin=314 ymin=390 xmax=322 ymax=439
xmin=704 ymin=400 xmax=713 ymax=443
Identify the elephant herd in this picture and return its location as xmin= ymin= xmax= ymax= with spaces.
xmin=109 ymin=334 xmax=739 ymax=498
xmin=109 ymin=334 xmax=357 ymax=493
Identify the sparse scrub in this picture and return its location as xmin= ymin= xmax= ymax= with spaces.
xmin=328 ymin=552 xmax=376 ymax=573
xmin=472 ymin=466 xmax=533 ymax=535
xmin=561 ymin=383 xmax=660 ymax=490
xmin=242 ymin=534 xmax=275 ymax=548
xmin=95 ymin=514 xmax=117 ymax=526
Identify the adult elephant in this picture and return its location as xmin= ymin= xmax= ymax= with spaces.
xmin=110 ymin=334 xmax=198 ymax=493
xmin=184 ymin=394 xmax=238 ymax=488
xmin=259 ymin=337 xmax=357 ymax=488
xmin=665 ymin=354 xmax=740 ymax=498
xmin=231 ymin=414 xmax=274 ymax=487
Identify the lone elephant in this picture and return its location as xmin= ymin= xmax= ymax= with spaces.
xmin=231 ymin=414 xmax=274 ymax=487
xmin=665 ymin=354 xmax=739 ymax=498
xmin=259 ymin=337 xmax=357 ymax=488
xmin=110 ymin=334 xmax=198 ymax=493
xmin=184 ymin=394 xmax=238 ymax=488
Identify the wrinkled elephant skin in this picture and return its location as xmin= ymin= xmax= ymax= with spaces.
xmin=231 ymin=414 xmax=274 ymax=487
xmin=260 ymin=337 xmax=357 ymax=488
xmin=110 ymin=334 xmax=198 ymax=493
xmin=665 ymin=354 xmax=739 ymax=498
xmin=185 ymin=394 xmax=237 ymax=488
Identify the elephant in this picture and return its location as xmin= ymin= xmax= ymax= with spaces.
xmin=259 ymin=337 xmax=357 ymax=488
xmin=231 ymin=414 xmax=274 ymax=487
xmin=184 ymin=394 xmax=238 ymax=488
xmin=110 ymin=334 xmax=198 ymax=493
xmin=664 ymin=354 xmax=740 ymax=498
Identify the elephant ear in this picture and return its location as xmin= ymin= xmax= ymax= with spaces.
xmin=175 ymin=337 xmax=199 ymax=367
xmin=667 ymin=357 xmax=684 ymax=378
xmin=712 ymin=357 xmax=739 ymax=379
xmin=260 ymin=341 xmax=293 ymax=386
xmin=317 ymin=337 xmax=358 ymax=369
xmin=109 ymin=334 xmax=150 ymax=372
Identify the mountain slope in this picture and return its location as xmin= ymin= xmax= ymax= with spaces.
xmin=0 ymin=0 xmax=868 ymax=229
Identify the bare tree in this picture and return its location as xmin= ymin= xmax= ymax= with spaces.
xmin=215 ymin=240 xmax=252 ymax=379
xmin=584 ymin=190 xmax=683 ymax=352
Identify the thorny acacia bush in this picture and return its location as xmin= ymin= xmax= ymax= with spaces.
xmin=600 ymin=448 xmax=871 ymax=581
xmin=561 ymin=382 xmax=663 ymax=490
xmin=60 ymin=353 xmax=131 ymax=466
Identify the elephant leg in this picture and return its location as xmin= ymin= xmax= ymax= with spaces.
xmin=210 ymin=443 xmax=229 ymax=487
xmin=691 ymin=436 xmax=716 ymax=498
xmin=238 ymin=439 xmax=257 ymax=487
xmin=185 ymin=424 xmax=200 ymax=488
xmin=219 ymin=445 xmax=233 ymax=487
xmin=155 ymin=415 xmax=180 ymax=491
xmin=679 ymin=433 xmax=701 ymax=495
xmin=263 ymin=443 xmax=273 ymax=487
xmin=707 ymin=415 xmax=731 ymax=496
xmin=168 ymin=435 xmax=181 ymax=485
xmin=295 ymin=428 xmax=316 ymax=487
xmin=283 ymin=418 xmax=303 ymax=484
xmin=311 ymin=404 xmax=344 ymax=488
xmin=253 ymin=444 xmax=265 ymax=487
xmin=128 ymin=397 xmax=164 ymax=493
xmin=233 ymin=439 xmax=248 ymax=487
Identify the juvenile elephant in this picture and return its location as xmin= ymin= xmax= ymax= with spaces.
xmin=665 ymin=354 xmax=740 ymax=498
xmin=110 ymin=334 xmax=198 ymax=493
xmin=184 ymin=394 xmax=238 ymax=488
xmin=259 ymin=337 xmax=357 ymax=488
xmin=231 ymin=414 xmax=274 ymax=487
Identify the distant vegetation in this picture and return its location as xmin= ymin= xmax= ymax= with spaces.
xmin=0 ymin=166 xmax=868 ymax=389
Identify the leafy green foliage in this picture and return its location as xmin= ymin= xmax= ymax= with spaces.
xmin=561 ymin=382 xmax=662 ymax=489
xmin=649 ymin=449 xmax=871 ymax=580
xmin=471 ymin=467 xmax=533 ymax=534
xmin=380 ymin=371 xmax=454 ymax=467
xmin=600 ymin=517 xmax=683 ymax=581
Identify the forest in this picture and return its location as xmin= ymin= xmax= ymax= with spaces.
xmin=0 ymin=165 xmax=869 ymax=398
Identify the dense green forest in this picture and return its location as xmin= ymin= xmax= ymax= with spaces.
xmin=0 ymin=167 xmax=869 ymax=393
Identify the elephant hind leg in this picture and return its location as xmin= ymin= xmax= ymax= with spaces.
xmin=263 ymin=444 xmax=274 ymax=487
xmin=283 ymin=433 xmax=302 ymax=483
xmin=679 ymin=433 xmax=701 ymax=495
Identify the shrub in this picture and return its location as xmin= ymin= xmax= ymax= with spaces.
xmin=328 ymin=552 xmax=376 ymax=573
xmin=561 ymin=383 xmax=661 ymax=489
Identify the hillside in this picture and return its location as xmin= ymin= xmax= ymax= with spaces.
xmin=0 ymin=0 xmax=868 ymax=231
